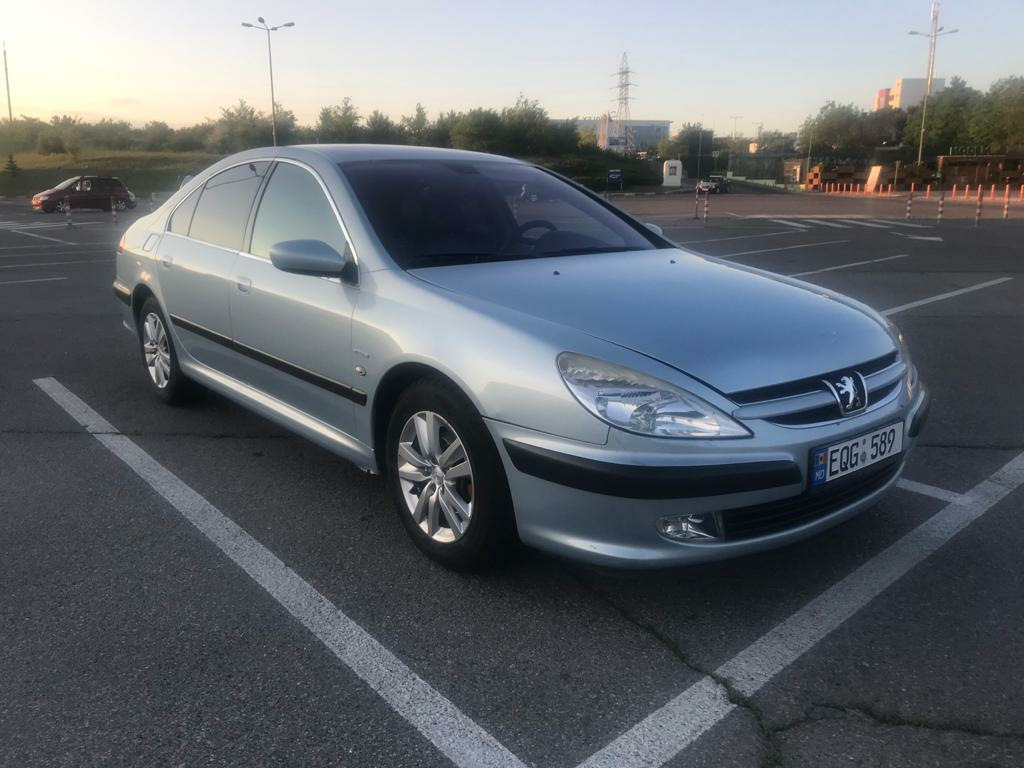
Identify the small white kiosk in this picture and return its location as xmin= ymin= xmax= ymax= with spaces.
xmin=662 ymin=159 xmax=683 ymax=187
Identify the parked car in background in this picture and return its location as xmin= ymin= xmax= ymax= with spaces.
xmin=32 ymin=176 xmax=137 ymax=213
xmin=696 ymin=175 xmax=730 ymax=194
xmin=113 ymin=145 xmax=927 ymax=570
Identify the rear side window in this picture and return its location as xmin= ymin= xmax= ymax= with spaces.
xmin=249 ymin=163 xmax=350 ymax=259
xmin=189 ymin=162 xmax=269 ymax=250
xmin=168 ymin=186 xmax=201 ymax=236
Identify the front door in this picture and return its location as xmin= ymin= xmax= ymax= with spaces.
xmin=229 ymin=160 xmax=361 ymax=433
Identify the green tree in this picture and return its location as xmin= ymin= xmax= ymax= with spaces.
xmin=365 ymin=110 xmax=404 ymax=144
xmin=400 ymin=103 xmax=431 ymax=145
xmin=449 ymin=108 xmax=503 ymax=152
xmin=903 ymin=76 xmax=984 ymax=158
xmin=971 ymin=76 xmax=1024 ymax=154
xmin=317 ymin=98 xmax=362 ymax=142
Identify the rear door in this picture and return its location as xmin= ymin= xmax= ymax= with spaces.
xmin=155 ymin=162 xmax=270 ymax=370
xmin=229 ymin=160 xmax=361 ymax=432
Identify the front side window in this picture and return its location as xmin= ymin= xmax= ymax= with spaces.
xmin=250 ymin=162 xmax=350 ymax=260
xmin=78 ymin=179 xmax=92 ymax=192
xmin=189 ymin=162 xmax=270 ymax=250
xmin=340 ymin=159 xmax=661 ymax=269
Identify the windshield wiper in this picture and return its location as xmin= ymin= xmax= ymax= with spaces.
xmin=535 ymin=246 xmax=630 ymax=257
xmin=404 ymin=252 xmax=507 ymax=268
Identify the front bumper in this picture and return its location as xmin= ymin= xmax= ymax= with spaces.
xmin=489 ymin=385 xmax=929 ymax=568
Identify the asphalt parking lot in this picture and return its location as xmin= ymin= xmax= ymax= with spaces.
xmin=2 ymin=190 xmax=1023 ymax=767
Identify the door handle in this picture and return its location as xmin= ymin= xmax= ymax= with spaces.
xmin=160 ymin=254 xmax=173 ymax=268
xmin=236 ymin=276 xmax=252 ymax=293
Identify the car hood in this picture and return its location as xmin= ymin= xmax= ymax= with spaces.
xmin=410 ymin=249 xmax=896 ymax=394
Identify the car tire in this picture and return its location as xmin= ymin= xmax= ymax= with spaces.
xmin=136 ymin=297 xmax=195 ymax=405
xmin=114 ymin=199 xmax=128 ymax=211
xmin=386 ymin=378 xmax=517 ymax=570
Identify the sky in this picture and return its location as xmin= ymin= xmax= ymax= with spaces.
xmin=5 ymin=0 xmax=1023 ymax=136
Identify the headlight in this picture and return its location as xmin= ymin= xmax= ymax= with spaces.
xmin=557 ymin=352 xmax=750 ymax=439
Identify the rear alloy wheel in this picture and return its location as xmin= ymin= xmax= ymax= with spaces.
xmin=114 ymin=199 xmax=128 ymax=211
xmin=136 ymin=297 xmax=194 ymax=405
xmin=387 ymin=379 xmax=516 ymax=569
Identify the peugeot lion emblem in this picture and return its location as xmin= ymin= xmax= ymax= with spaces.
xmin=823 ymin=372 xmax=868 ymax=415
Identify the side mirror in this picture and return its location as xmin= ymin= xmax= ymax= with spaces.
xmin=269 ymin=239 xmax=352 ymax=279
xmin=644 ymin=222 xmax=664 ymax=237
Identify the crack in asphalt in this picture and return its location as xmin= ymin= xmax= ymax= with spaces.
xmin=568 ymin=573 xmax=786 ymax=767
xmin=770 ymin=701 xmax=1024 ymax=743
xmin=569 ymin=573 xmax=1024 ymax=767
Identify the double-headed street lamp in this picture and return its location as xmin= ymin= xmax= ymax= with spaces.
xmin=242 ymin=17 xmax=295 ymax=147
xmin=909 ymin=2 xmax=958 ymax=166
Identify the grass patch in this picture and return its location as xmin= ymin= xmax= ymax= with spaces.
xmin=0 ymin=150 xmax=223 ymax=197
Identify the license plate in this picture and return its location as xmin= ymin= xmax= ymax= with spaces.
xmin=811 ymin=422 xmax=904 ymax=486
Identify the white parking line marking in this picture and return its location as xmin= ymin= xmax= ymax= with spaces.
xmin=877 ymin=219 xmax=929 ymax=229
xmin=675 ymin=230 xmax=797 ymax=245
xmin=799 ymin=219 xmax=850 ymax=228
xmin=0 ymin=276 xmax=68 ymax=286
xmin=718 ymin=239 xmax=849 ymax=259
xmin=33 ymin=377 xmax=527 ymax=768
xmin=9 ymin=229 xmax=77 ymax=245
xmin=0 ymin=259 xmax=113 ymax=269
xmin=896 ymin=478 xmax=963 ymax=503
xmin=836 ymin=219 xmax=891 ymax=229
xmin=768 ymin=219 xmax=810 ymax=229
xmin=788 ymin=254 xmax=908 ymax=277
xmin=882 ymin=278 xmax=1014 ymax=316
xmin=578 ymin=450 xmax=1024 ymax=768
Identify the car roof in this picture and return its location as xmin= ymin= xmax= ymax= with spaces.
xmin=227 ymin=143 xmax=528 ymax=166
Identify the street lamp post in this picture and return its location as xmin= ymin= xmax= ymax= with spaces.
xmin=909 ymin=2 xmax=958 ymax=166
xmin=242 ymin=17 xmax=295 ymax=147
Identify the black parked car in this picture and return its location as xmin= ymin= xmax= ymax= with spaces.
xmin=32 ymin=176 xmax=137 ymax=213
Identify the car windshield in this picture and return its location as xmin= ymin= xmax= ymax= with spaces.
xmin=339 ymin=159 xmax=662 ymax=268
xmin=54 ymin=177 xmax=79 ymax=190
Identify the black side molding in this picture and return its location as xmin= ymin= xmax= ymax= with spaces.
xmin=113 ymin=281 xmax=131 ymax=306
xmin=908 ymin=387 xmax=930 ymax=438
xmin=169 ymin=314 xmax=367 ymax=406
xmin=502 ymin=439 xmax=802 ymax=500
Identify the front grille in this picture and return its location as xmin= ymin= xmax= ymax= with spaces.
xmin=728 ymin=352 xmax=904 ymax=426
xmin=718 ymin=458 xmax=901 ymax=540
xmin=729 ymin=351 xmax=898 ymax=405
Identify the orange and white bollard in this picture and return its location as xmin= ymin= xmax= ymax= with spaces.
xmin=925 ymin=184 xmax=932 ymax=199
xmin=910 ymin=182 xmax=916 ymax=195
xmin=887 ymin=183 xmax=893 ymax=197
xmin=1004 ymin=184 xmax=1011 ymax=220
xmin=1019 ymin=184 xmax=1023 ymax=202
xmin=952 ymin=184 xmax=958 ymax=200
xmin=990 ymin=183 xmax=996 ymax=200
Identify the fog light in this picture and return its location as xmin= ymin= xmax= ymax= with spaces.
xmin=657 ymin=514 xmax=718 ymax=541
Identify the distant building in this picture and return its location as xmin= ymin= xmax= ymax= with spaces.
xmin=576 ymin=115 xmax=672 ymax=153
xmin=873 ymin=78 xmax=945 ymax=110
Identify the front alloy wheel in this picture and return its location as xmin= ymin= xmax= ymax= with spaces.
xmin=397 ymin=411 xmax=474 ymax=542
xmin=386 ymin=378 xmax=516 ymax=569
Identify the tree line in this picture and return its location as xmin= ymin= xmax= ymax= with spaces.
xmin=0 ymin=96 xmax=583 ymax=159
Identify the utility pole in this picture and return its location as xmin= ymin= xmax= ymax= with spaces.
xmin=728 ymin=115 xmax=742 ymax=141
xmin=242 ymin=17 xmax=295 ymax=146
xmin=3 ymin=42 xmax=13 ymax=124
xmin=910 ymin=3 xmax=958 ymax=166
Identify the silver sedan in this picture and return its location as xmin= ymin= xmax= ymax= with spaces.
xmin=113 ymin=145 xmax=929 ymax=569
